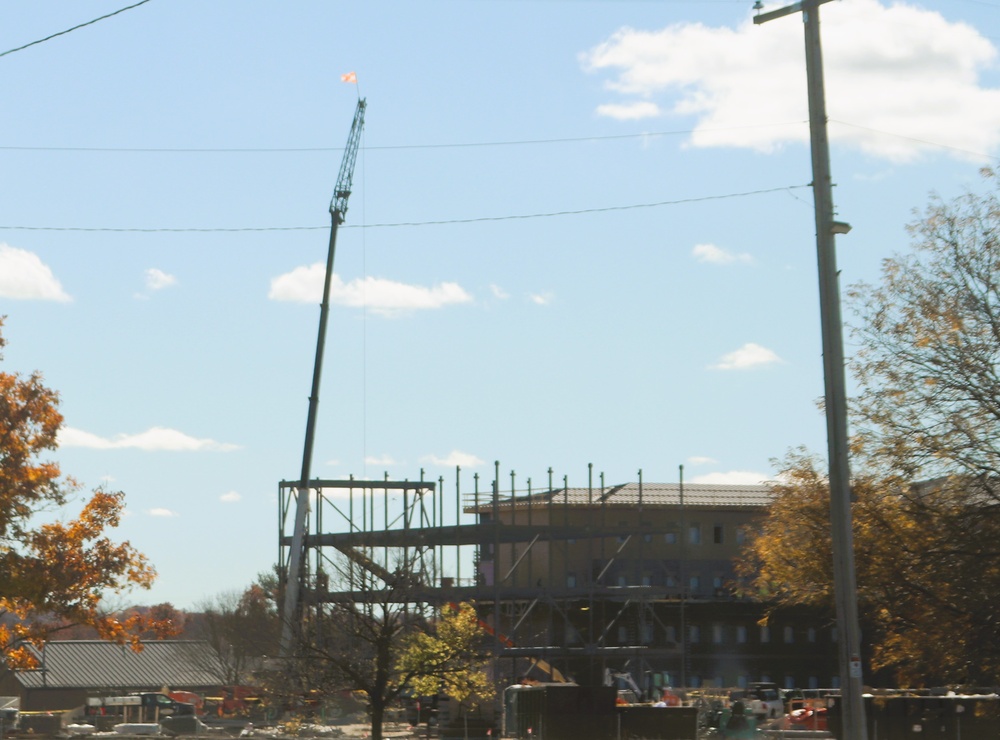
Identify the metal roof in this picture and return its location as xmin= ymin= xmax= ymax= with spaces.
xmin=468 ymin=481 xmax=774 ymax=511
xmin=14 ymin=640 xmax=221 ymax=690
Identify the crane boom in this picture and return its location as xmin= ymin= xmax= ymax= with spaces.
xmin=280 ymin=98 xmax=366 ymax=656
xmin=331 ymin=99 xmax=366 ymax=221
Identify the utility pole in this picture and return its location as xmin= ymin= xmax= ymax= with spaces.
xmin=753 ymin=3 xmax=867 ymax=739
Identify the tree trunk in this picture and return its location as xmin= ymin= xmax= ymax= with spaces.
xmin=369 ymin=701 xmax=384 ymax=740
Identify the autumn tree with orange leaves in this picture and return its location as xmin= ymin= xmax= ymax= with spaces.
xmin=0 ymin=317 xmax=173 ymax=668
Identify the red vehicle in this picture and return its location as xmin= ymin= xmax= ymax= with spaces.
xmin=786 ymin=703 xmax=828 ymax=731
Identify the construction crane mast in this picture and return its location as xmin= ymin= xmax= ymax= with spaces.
xmin=280 ymin=98 xmax=366 ymax=656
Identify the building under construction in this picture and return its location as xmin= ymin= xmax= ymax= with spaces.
xmin=277 ymin=464 xmax=841 ymax=698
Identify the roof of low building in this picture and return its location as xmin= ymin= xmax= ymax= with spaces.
xmin=12 ymin=640 xmax=221 ymax=690
xmin=467 ymin=481 xmax=773 ymax=511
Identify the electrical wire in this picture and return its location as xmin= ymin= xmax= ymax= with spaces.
xmin=0 ymin=184 xmax=810 ymax=234
xmin=0 ymin=0 xmax=153 ymax=59
xmin=829 ymin=120 xmax=1000 ymax=162
xmin=0 ymin=122 xmax=808 ymax=153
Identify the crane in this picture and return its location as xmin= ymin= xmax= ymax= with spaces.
xmin=279 ymin=98 xmax=366 ymax=656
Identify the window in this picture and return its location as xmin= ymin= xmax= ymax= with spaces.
xmin=760 ymin=626 xmax=771 ymax=643
xmin=688 ymin=625 xmax=701 ymax=643
xmin=566 ymin=573 xmax=577 ymax=588
xmin=713 ymin=524 xmax=724 ymax=544
xmin=643 ymin=533 xmax=653 ymax=543
xmin=713 ymin=575 xmax=724 ymax=589
xmin=666 ymin=574 xmax=677 ymax=587
xmin=784 ymin=675 xmax=795 ymax=689
xmin=736 ymin=626 xmax=748 ymax=644
xmin=689 ymin=575 xmax=701 ymax=591
xmin=737 ymin=675 xmax=749 ymax=689
xmin=618 ymin=625 xmax=629 ymax=644
xmin=665 ymin=625 xmax=677 ymax=643
xmin=807 ymin=627 xmax=817 ymax=643
xmin=689 ymin=523 xmax=701 ymax=544
xmin=736 ymin=527 xmax=747 ymax=545
xmin=642 ymin=623 xmax=654 ymax=644
xmin=617 ymin=575 xmax=628 ymax=587
xmin=808 ymin=676 xmax=819 ymax=690
xmin=641 ymin=573 xmax=652 ymax=586
xmin=617 ymin=521 xmax=628 ymax=543
xmin=712 ymin=624 xmax=724 ymax=644
xmin=831 ymin=627 xmax=839 ymax=642
xmin=784 ymin=626 xmax=795 ymax=643
xmin=665 ymin=531 xmax=677 ymax=545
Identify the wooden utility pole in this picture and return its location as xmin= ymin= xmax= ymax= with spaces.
xmin=753 ymin=3 xmax=867 ymax=739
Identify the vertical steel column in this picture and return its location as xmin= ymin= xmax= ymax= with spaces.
xmin=679 ymin=464 xmax=687 ymax=689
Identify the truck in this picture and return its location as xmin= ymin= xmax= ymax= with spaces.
xmin=742 ymin=682 xmax=784 ymax=721
xmin=83 ymin=692 xmax=195 ymax=728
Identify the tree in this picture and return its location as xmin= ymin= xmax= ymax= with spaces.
xmin=848 ymin=168 xmax=1000 ymax=485
xmin=397 ymin=602 xmax=494 ymax=739
xmin=276 ymin=554 xmax=490 ymax=740
xmin=739 ymin=174 xmax=1000 ymax=685
xmin=193 ymin=583 xmax=281 ymax=685
xmin=0 ymin=318 xmax=169 ymax=667
xmin=740 ymin=452 xmax=1000 ymax=685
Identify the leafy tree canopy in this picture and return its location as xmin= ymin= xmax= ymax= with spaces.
xmin=0 ymin=318 xmax=171 ymax=667
xmin=741 ymin=173 xmax=1000 ymax=685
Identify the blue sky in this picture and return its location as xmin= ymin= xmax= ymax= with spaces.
xmin=1 ymin=0 xmax=998 ymax=609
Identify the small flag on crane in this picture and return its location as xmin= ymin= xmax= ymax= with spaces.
xmin=340 ymin=71 xmax=357 ymax=84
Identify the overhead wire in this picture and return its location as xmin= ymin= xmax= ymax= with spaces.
xmin=0 ymin=122 xmax=808 ymax=153
xmin=0 ymin=184 xmax=811 ymax=234
xmin=0 ymin=0 xmax=153 ymax=59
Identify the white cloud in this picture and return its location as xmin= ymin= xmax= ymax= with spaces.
xmin=595 ymin=101 xmax=661 ymax=120
xmin=421 ymin=450 xmax=486 ymax=468
xmin=145 ymin=268 xmax=176 ymax=291
xmin=687 ymin=456 xmax=718 ymax=466
xmin=149 ymin=508 xmax=178 ymax=517
xmin=58 ymin=426 xmax=240 ymax=452
xmin=710 ymin=342 xmax=783 ymax=370
xmin=364 ymin=454 xmax=396 ymax=467
xmin=0 ymin=245 xmax=71 ymax=302
xmin=692 ymin=243 xmax=752 ymax=265
xmin=220 ymin=491 xmax=241 ymax=503
xmin=581 ymin=0 xmax=1000 ymax=162
xmin=530 ymin=292 xmax=554 ymax=306
xmin=490 ymin=284 xmax=510 ymax=300
xmin=689 ymin=470 xmax=771 ymax=485
xmin=268 ymin=266 xmax=472 ymax=316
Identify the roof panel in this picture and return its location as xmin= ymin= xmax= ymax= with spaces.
xmin=16 ymin=641 xmax=221 ymax=690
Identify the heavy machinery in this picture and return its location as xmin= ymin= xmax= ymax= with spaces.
xmin=279 ymin=97 xmax=367 ymax=656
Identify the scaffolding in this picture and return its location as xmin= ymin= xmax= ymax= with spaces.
xmin=277 ymin=464 xmax=807 ymax=694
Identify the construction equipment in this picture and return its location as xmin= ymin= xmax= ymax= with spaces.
xmin=279 ymin=97 xmax=367 ymax=656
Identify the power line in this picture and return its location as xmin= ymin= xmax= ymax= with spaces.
xmin=829 ymin=120 xmax=1000 ymax=162
xmin=0 ymin=0 xmax=153 ymax=59
xmin=0 ymin=122 xmax=808 ymax=153
xmin=0 ymin=184 xmax=809 ymax=233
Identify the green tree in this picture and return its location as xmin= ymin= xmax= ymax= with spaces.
xmin=277 ymin=553 xmax=490 ymax=740
xmin=397 ymin=601 xmax=494 ymax=736
xmin=0 ymin=318 xmax=169 ymax=667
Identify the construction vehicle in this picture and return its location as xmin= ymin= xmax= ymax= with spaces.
xmin=279 ymin=96 xmax=369 ymax=655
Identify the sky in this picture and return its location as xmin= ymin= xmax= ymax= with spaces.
xmin=2 ymin=0 xmax=999 ymax=609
